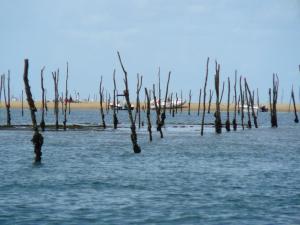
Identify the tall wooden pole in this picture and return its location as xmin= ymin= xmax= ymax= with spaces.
xmin=201 ymin=57 xmax=209 ymax=136
xmin=40 ymin=66 xmax=46 ymax=131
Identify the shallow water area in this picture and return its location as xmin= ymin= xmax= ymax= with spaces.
xmin=0 ymin=109 xmax=300 ymax=224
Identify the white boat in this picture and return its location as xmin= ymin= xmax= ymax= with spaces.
xmin=150 ymin=99 xmax=186 ymax=110
xmin=110 ymin=101 xmax=134 ymax=110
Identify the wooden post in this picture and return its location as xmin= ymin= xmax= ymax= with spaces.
xmin=291 ymin=86 xmax=299 ymax=123
xmin=52 ymin=70 xmax=59 ymax=130
xmin=40 ymin=67 xmax=46 ymax=131
xmin=99 ymin=76 xmax=106 ymax=128
xmin=63 ymin=62 xmax=69 ymax=130
xmin=219 ymin=81 xmax=225 ymax=103
xmin=239 ymin=76 xmax=245 ymax=130
xmin=188 ymin=89 xmax=192 ymax=115
xmin=112 ymin=69 xmax=118 ymax=129
xmin=145 ymin=88 xmax=152 ymax=141
xmin=23 ymin=59 xmax=44 ymax=163
xmin=153 ymin=84 xmax=163 ymax=138
xmin=270 ymin=74 xmax=279 ymax=127
xmin=245 ymin=79 xmax=258 ymax=128
xmin=117 ymin=52 xmax=141 ymax=153
xmin=244 ymin=80 xmax=252 ymax=128
xmin=201 ymin=57 xmax=209 ymax=136
xmin=161 ymin=71 xmax=171 ymax=126
xmin=158 ymin=67 xmax=161 ymax=113
xmin=207 ymin=90 xmax=213 ymax=114
xmin=214 ymin=61 xmax=222 ymax=134
xmin=225 ymin=77 xmax=231 ymax=131
xmin=197 ymin=88 xmax=202 ymax=116
xmin=180 ymin=90 xmax=183 ymax=112
xmin=175 ymin=92 xmax=178 ymax=114
xmin=134 ymin=74 xmax=143 ymax=128
xmin=45 ymin=89 xmax=48 ymax=116
xmin=0 ymin=75 xmax=3 ymax=115
xmin=3 ymin=71 xmax=11 ymax=126
xmin=232 ymin=71 xmax=237 ymax=130
xmin=169 ymin=93 xmax=173 ymax=115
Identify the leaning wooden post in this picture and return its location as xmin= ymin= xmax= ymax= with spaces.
xmin=161 ymin=71 xmax=171 ymax=126
xmin=197 ymin=88 xmax=202 ymax=116
xmin=52 ymin=70 xmax=59 ymax=130
xmin=214 ymin=61 xmax=222 ymax=134
xmin=117 ymin=52 xmax=141 ymax=153
xmin=245 ymin=79 xmax=258 ymax=128
xmin=239 ymin=76 xmax=245 ymax=130
xmin=3 ymin=72 xmax=12 ymax=126
xmin=63 ymin=62 xmax=69 ymax=130
xmin=112 ymin=69 xmax=118 ymax=129
xmin=201 ymin=57 xmax=209 ymax=136
xmin=153 ymin=84 xmax=163 ymax=138
xmin=134 ymin=74 xmax=143 ymax=128
xmin=188 ymin=89 xmax=192 ymax=115
xmin=244 ymin=79 xmax=252 ymax=128
xmin=23 ymin=59 xmax=44 ymax=163
xmin=232 ymin=71 xmax=237 ymax=130
xmin=99 ymin=76 xmax=106 ymax=128
xmin=225 ymin=77 xmax=231 ymax=131
xmin=291 ymin=86 xmax=299 ymax=123
xmin=145 ymin=88 xmax=152 ymax=141
xmin=40 ymin=66 xmax=46 ymax=131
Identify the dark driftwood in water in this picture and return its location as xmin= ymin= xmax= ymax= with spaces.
xmin=245 ymin=79 xmax=258 ymax=128
xmin=214 ymin=61 xmax=222 ymax=134
xmin=23 ymin=59 xmax=44 ymax=163
xmin=291 ymin=86 xmax=299 ymax=123
xmin=117 ymin=52 xmax=141 ymax=153
xmin=2 ymin=72 xmax=11 ymax=126
xmin=197 ymin=88 xmax=202 ymax=116
xmin=201 ymin=57 xmax=209 ymax=136
xmin=52 ymin=70 xmax=59 ymax=130
xmin=161 ymin=71 xmax=171 ymax=126
xmin=63 ymin=62 xmax=69 ymax=130
xmin=239 ymin=76 xmax=245 ymax=130
xmin=40 ymin=67 xmax=46 ymax=131
xmin=99 ymin=76 xmax=106 ymax=129
xmin=153 ymin=84 xmax=163 ymax=138
xmin=134 ymin=74 xmax=143 ymax=128
xmin=244 ymin=80 xmax=252 ymax=129
xmin=112 ymin=70 xmax=118 ymax=129
xmin=188 ymin=89 xmax=192 ymax=115
xmin=232 ymin=71 xmax=237 ymax=131
xmin=225 ymin=77 xmax=231 ymax=132
xmin=145 ymin=88 xmax=152 ymax=142
xmin=269 ymin=74 xmax=279 ymax=127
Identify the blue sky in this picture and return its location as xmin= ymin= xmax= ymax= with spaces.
xmin=1 ymin=0 xmax=300 ymax=102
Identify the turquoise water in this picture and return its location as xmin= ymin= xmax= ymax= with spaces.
xmin=0 ymin=109 xmax=300 ymax=224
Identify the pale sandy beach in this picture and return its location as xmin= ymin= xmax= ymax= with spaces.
xmin=4 ymin=101 xmax=298 ymax=112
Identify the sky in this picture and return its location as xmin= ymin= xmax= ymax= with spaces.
xmin=0 ymin=0 xmax=300 ymax=103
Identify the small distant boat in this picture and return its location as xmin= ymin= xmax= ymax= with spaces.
xmin=259 ymin=105 xmax=269 ymax=112
xmin=150 ymin=99 xmax=186 ymax=110
xmin=109 ymin=101 xmax=134 ymax=110
xmin=239 ymin=104 xmax=259 ymax=114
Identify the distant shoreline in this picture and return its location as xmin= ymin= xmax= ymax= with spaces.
xmin=2 ymin=101 xmax=297 ymax=112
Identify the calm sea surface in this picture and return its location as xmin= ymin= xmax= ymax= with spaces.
xmin=0 ymin=108 xmax=299 ymax=225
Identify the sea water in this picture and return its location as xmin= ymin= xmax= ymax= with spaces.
xmin=0 ymin=109 xmax=299 ymax=224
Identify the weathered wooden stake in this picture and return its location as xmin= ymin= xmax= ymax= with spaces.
xmin=225 ymin=77 xmax=231 ymax=131
xmin=40 ymin=67 xmax=46 ymax=131
xmin=239 ymin=76 xmax=245 ymax=130
xmin=3 ymin=71 xmax=11 ymax=126
xmin=161 ymin=71 xmax=171 ymax=126
xmin=112 ymin=69 xmax=118 ymax=129
xmin=63 ymin=62 xmax=69 ymax=130
xmin=207 ymin=90 xmax=213 ymax=114
xmin=21 ymin=90 xmax=24 ymax=117
xmin=153 ymin=84 xmax=163 ymax=138
xmin=291 ymin=86 xmax=299 ymax=123
xmin=23 ymin=59 xmax=44 ymax=163
xmin=232 ymin=71 xmax=237 ymax=130
xmin=188 ymin=89 xmax=192 ymax=116
xmin=117 ymin=52 xmax=141 ymax=153
xmin=145 ymin=88 xmax=152 ymax=141
xmin=270 ymin=74 xmax=279 ymax=127
xmin=245 ymin=79 xmax=258 ymax=128
xmin=244 ymin=80 xmax=252 ymax=128
xmin=52 ymin=70 xmax=59 ymax=130
xmin=214 ymin=62 xmax=222 ymax=134
xmin=99 ymin=76 xmax=106 ymax=128
xmin=134 ymin=74 xmax=143 ymax=128
xmin=201 ymin=57 xmax=209 ymax=136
